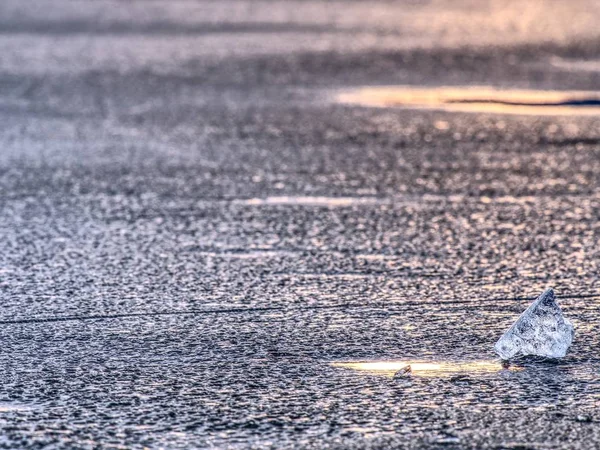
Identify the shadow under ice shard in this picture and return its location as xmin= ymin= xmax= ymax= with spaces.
xmin=494 ymin=288 xmax=574 ymax=360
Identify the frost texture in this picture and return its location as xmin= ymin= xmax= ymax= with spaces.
xmin=494 ymin=288 xmax=574 ymax=360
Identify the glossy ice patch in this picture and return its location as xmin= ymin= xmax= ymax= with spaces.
xmin=234 ymin=196 xmax=386 ymax=206
xmin=197 ymin=250 xmax=298 ymax=259
xmin=337 ymin=86 xmax=600 ymax=115
xmin=550 ymin=57 xmax=600 ymax=73
xmin=0 ymin=403 xmax=38 ymax=412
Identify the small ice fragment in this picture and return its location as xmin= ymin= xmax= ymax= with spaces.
xmin=449 ymin=374 xmax=470 ymax=383
xmin=494 ymin=288 xmax=574 ymax=360
xmin=393 ymin=365 xmax=412 ymax=379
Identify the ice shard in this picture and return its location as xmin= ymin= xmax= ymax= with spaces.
xmin=494 ymin=288 xmax=574 ymax=360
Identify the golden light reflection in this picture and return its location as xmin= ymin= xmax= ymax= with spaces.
xmin=332 ymin=360 xmax=519 ymax=378
xmin=337 ymin=86 xmax=600 ymax=116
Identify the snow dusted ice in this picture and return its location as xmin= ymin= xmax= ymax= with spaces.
xmin=495 ymin=288 xmax=574 ymax=360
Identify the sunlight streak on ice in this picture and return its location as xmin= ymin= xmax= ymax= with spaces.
xmin=337 ymin=86 xmax=600 ymax=116
xmin=332 ymin=360 xmax=519 ymax=378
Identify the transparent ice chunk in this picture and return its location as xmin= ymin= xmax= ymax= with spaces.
xmin=494 ymin=288 xmax=574 ymax=360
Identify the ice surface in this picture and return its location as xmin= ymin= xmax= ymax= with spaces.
xmin=494 ymin=288 xmax=574 ymax=360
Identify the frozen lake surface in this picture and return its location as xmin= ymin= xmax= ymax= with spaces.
xmin=1 ymin=0 xmax=600 ymax=448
